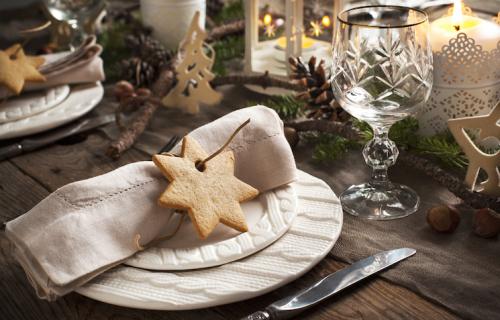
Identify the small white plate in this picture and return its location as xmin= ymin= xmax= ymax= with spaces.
xmin=125 ymin=183 xmax=297 ymax=270
xmin=0 ymin=85 xmax=70 ymax=124
xmin=0 ymin=82 xmax=103 ymax=140
xmin=76 ymin=170 xmax=343 ymax=310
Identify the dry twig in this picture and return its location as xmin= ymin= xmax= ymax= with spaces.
xmin=107 ymin=69 xmax=175 ymax=159
xmin=207 ymin=19 xmax=245 ymax=42
xmin=211 ymin=71 xmax=304 ymax=91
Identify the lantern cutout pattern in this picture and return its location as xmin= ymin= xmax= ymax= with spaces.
xmin=244 ymin=0 xmax=342 ymax=77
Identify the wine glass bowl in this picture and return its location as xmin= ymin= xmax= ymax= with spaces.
xmin=43 ymin=0 xmax=104 ymax=49
xmin=331 ymin=5 xmax=433 ymax=220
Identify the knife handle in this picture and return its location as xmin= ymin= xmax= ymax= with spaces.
xmin=240 ymin=310 xmax=271 ymax=320
xmin=0 ymin=143 xmax=22 ymax=161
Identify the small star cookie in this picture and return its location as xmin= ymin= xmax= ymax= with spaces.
xmin=0 ymin=44 xmax=45 ymax=95
xmin=153 ymin=136 xmax=259 ymax=239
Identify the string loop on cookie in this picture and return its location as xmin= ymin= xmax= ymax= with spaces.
xmin=134 ymin=212 xmax=187 ymax=251
xmin=196 ymin=118 xmax=250 ymax=171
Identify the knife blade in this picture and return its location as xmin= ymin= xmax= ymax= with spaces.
xmin=242 ymin=248 xmax=416 ymax=320
xmin=0 ymin=113 xmax=115 ymax=161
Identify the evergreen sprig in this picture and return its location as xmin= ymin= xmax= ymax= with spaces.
xmin=214 ymin=0 xmax=244 ymax=25
xmin=307 ymin=133 xmax=358 ymax=162
xmin=98 ymin=21 xmax=131 ymax=82
xmin=414 ymin=133 xmax=469 ymax=169
xmin=212 ymin=35 xmax=245 ymax=76
xmin=265 ymin=95 xmax=304 ymax=120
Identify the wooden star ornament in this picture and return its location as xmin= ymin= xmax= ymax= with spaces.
xmin=0 ymin=44 xmax=45 ymax=94
xmin=152 ymin=136 xmax=259 ymax=239
xmin=448 ymin=102 xmax=500 ymax=197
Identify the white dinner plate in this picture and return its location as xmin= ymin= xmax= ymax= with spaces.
xmin=126 ymin=184 xmax=298 ymax=270
xmin=76 ymin=170 xmax=343 ymax=310
xmin=0 ymin=82 xmax=103 ymax=140
xmin=0 ymin=85 xmax=70 ymax=124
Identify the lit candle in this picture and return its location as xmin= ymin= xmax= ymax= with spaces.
xmin=430 ymin=0 xmax=500 ymax=51
xmin=276 ymin=35 xmax=316 ymax=49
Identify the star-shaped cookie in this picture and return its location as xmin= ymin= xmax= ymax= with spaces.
xmin=153 ymin=136 xmax=259 ymax=239
xmin=0 ymin=44 xmax=45 ymax=94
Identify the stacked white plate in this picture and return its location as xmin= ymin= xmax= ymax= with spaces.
xmin=76 ymin=170 xmax=343 ymax=310
xmin=0 ymin=82 xmax=104 ymax=140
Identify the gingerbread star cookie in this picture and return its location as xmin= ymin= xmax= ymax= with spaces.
xmin=0 ymin=44 xmax=46 ymax=94
xmin=153 ymin=136 xmax=259 ymax=239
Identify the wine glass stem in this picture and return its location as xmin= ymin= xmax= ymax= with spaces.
xmin=363 ymin=126 xmax=399 ymax=188
xmin=68 ymin=20 xmax=85 ymax=50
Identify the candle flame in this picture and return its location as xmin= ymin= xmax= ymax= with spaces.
xmin=321 ymin=15 xmax=331 ymax=28
xmin=452 ymin=0 xmax=463 ymax=31
xmin=263 ymin=13 xmax=272 ymax=26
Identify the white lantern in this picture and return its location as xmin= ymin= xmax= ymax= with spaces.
xmin=244 ymin=0 xmax=342 ymax=77
xmin=419 ymin=4 xmax=500 ymax=136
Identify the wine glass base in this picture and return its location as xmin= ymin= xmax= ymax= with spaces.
xmin=340 ymin=182 xmax=419 ymax=220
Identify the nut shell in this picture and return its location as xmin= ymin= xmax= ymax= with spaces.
xmin=284 ymin=127 xmax=299 ymax=148
xmin=426 ymin=205 xmax=460 ymax=233
xmin=473 ymin=208 xmax=500 ymax=238
xmin=113 ymin=80 xmax=135 ymax=101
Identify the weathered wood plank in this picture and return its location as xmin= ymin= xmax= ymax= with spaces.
xmin=10 ymin=133 xmax=149 ymax=191
xmin=0 ymin=161 xmax=49 ymax=223
xmin=211 ymin=257 xmax=458 ymax=320
xmin=0 ymin=233 xmax=226 ymax=320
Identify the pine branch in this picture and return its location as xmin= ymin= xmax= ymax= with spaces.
xmin=264 ymin=95 xmax=303 ymax=120
xmin=286 ymin=119 xmax=362 ymax=141
xmin=213 ymin=0 xmax=244 ymax=25
xmin=303 ymin=133 xmax=357 ymax=162
xmin=415 ymin=134 xmax=469 ymax=169
xmin=212 ymin=35 xmax=245 ymax=76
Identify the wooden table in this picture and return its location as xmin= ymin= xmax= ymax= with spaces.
xmin=0 ymin=84 xmax=460 ymax=320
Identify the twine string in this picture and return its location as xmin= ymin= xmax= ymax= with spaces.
xmin=196 ymin=118 xmax=250 ymax=171
xmin=134 ymin=118 xmax=251 ymax=251
xmin=135 ymin=213 xmax=187 ymax=251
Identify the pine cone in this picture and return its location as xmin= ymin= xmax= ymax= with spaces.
xmin=207 ymin=0 xmax=225 ymax=17
xmin=289 ymin=56 xmax=348 ymax=122
xmin=124 ymin=34 xmax=172 ymax=69
xmin=121 ymin=58 xmax=157 ymax=87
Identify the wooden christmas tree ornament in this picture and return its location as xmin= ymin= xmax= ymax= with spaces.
xmin=448 ymin=102 xmax=500 ymax=197
xmin=161 ymin=11 xmax=222 ymax=114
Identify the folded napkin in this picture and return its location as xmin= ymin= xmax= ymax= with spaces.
xmin=6 ymin=105 xmax=297 ymax=300
xmin=0 ymin=36 xmax=105 ymax=99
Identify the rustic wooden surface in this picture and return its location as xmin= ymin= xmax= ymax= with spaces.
xmin=0 ymin=84 xmax=461 ymax=320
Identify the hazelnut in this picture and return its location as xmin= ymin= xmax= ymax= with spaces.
xmin=284 ymin=127 xmax=299 ymax=148
xmin=136 ymin=88 xmax=152 ymax=97
xmin=113 ymin=80 xmax=135 ymax=101
xmin=426 ymin=205 xmax=460 ymax=233
xmin=473 ymin=208 xmax=500 ymax=238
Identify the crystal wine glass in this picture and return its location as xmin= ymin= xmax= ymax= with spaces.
xmin=331 ymin=5 xmax=433 ymax=219
xmin=43 ymin=0 xmax=103 ymax=49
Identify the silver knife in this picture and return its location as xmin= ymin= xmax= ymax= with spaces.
xmin=0 ymin=113 xmax=115 ymax=161
xmin=242 ymin=248 xmax=416 ymax=320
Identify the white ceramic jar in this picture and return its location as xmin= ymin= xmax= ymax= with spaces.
xmin=140 ymin=0 xmax=206 ymax=50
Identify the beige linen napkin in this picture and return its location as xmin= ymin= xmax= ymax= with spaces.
xmin=0 ymin=36 xmax=105 ymax=98
xmin=6 ymin=105 xmax=297 ymax=300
